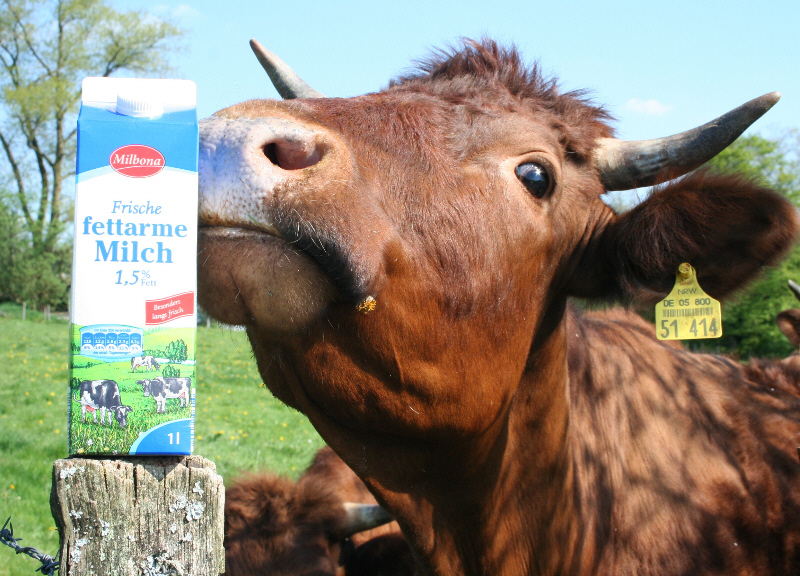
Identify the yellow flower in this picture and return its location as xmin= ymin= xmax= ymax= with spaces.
xmin=282 ymin=422 xmax=287 ymax=427
xmin=279 ymin=437 xmax=284 ymax=441
xmin=50 ymin=392 xmax=55 ymax=397
xmin=54 ymin=430 xmax=60 ymax=434
xmin=10 ymin=485 xmax=15 ymax=490
xmin=38 ymin=420 xmax=43 ymax=424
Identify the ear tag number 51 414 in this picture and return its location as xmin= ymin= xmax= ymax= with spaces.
xmin=655 ymin=263 xmax=722 ymax=341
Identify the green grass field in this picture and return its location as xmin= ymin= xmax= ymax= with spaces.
xmin=0 ymin=303 xmax=325 ymax=576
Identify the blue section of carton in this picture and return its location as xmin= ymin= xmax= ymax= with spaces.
xmin=77 ymin=104 xmax=198 ymax=175
xmin=130 ymin=418 xmax=193 ymax=455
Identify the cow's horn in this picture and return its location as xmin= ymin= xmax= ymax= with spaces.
xmin=250 ymin=39 xmax=325 ymax=99
xmin=593 ymin=92 xmax=780 ymax=191
xmin=788 ymin=280 xmax=800 ymax=302
xmin=342 ymin=503 xmax=393 ymax=536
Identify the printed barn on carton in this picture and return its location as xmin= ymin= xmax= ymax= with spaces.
xmin=69 ymin=78 xmax=198 ymax=456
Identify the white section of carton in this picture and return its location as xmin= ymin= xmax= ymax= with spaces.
xmin=71 ymin=169 xmax=198 ymax=328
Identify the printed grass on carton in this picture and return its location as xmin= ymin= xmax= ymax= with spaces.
xmin=69 ymin=351 xmax=196 ymax=453
xmin=0 ymin=311 xmax=325 ymax=576
xmin=69 ymin=385 xmax=192 ymax=454
xmin=71 ymin=358 xmax=195 ymax=381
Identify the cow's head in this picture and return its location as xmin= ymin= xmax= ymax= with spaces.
xmin=199 ymin=38 xmax=795 ymax=425
xmin=224 ymin=472 xmax=395 ymax=576
xmin=113 ymin=405 xmax=133 ymax=427
xmin=137 ymin=379 xmax=153 ymax=396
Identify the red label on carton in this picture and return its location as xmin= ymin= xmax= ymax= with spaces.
xmin=110 ymin=144 xmax=165 ymax=178
xmin=145 ymin=292 xmax=195 ymax=325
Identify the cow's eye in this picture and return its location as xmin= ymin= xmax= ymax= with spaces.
xmin=515 ymin=162 xmax=551 ymax=198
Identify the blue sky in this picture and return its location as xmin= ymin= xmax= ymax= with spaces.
xmin=114 ymin=0 xmax=799 ymax=143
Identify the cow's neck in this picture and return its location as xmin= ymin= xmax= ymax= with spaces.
xmin=362 ymin=302 xmax=581 ymax=576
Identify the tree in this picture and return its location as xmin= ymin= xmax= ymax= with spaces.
xmin=0 ymin=186 xmax=27 ymax=300
xmin=0 ymin=0 xmax=184 ymax=306
xmin=708 ymin=132 xmax=800 ymax=202
xmin=699 ymin=133 xmax=800 ymax=358
xmin=165 ymin=339 xmax=188 ymax=363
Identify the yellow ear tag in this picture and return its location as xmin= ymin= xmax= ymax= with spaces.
xmin=655 ymin=263 xmax=722 ymax=340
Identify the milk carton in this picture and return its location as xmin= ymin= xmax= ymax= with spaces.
xmin=69 ymin=78 xmax=198 ymax=455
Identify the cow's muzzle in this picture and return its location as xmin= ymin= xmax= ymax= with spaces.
xmin=198 ymin=115 xmax=327 ymax=230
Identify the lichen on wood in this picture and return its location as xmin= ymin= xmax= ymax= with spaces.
xmin=51 ymin=456 xmax=225 ymax=576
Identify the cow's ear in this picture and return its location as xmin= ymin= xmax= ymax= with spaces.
xmin=777 ymin=309 xmax=800 ymax=349
xmin=568 ymin=171 xmax=799 ymax=304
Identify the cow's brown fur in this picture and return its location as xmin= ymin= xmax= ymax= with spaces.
xmin=199 ymin=39 xmax=800 ymax=576
xmin=302 ymin=447 xmax=403 ymax=548
xmin=224 ymin=473 xmax=346 ymax=576
xmin=224 ymin=448 xmax=409 ymax=576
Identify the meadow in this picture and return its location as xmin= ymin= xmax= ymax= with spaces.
xmin=0 ymin=303 xmax=325 ymax=576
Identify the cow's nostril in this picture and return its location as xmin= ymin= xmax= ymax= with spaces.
xmin=262 ymin=139 xmax=323 ymax=171
xmin=263 ymin=143 xmax=279 ymax=166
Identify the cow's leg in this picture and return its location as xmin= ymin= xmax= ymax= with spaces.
xmin=81 ymin=404 xmax=86 ymax=422
xmin=100 ymin=407 xmax=106 ymax=425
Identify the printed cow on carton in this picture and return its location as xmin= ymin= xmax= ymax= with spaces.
xmin=75 ymin=379 xmax=133 ymax=427
xmin=131 ymin=355 xmax=160 ymax=372
xmin=198 ymin=39 xmax=800 ymax=576
xmin=138 ymin=377 xmax=191 ymax=412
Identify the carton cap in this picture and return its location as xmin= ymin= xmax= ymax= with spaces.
xmin=82 ymin=78 xmax=196 ymax=113
xmin=116 ymin=91 xmax=164 ymax=117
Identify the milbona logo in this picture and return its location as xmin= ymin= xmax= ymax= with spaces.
xmin=110 ymin=144 xmax=165 ymax=178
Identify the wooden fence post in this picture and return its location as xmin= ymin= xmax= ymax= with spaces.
xmin=51 ymin=456 xmax=225 ymax=576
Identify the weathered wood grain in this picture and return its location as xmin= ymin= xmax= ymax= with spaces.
xmin=51 ymin=456 xmax=224 ymax=576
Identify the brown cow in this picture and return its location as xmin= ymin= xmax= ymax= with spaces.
xmin=224 ymin=447 xmax=413 ymax=576
xmin=198 ymin=39 xmax=800 ymax=576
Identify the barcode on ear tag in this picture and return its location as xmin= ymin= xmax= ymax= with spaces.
xmin=655 ymin=263 xmax=722 ymax=340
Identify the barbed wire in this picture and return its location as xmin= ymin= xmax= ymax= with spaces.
xmin=0 ymin=517 xmax=60 ymax=575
